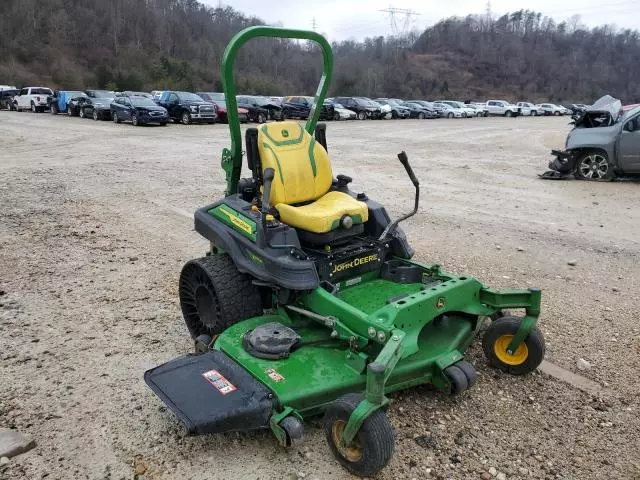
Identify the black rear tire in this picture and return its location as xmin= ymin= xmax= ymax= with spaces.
xmin=324 ymin=393 xmax=394 ymax=477
xmin=179 ymin=254 xmax=263 ymax=339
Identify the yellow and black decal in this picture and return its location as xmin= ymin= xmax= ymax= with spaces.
xmin=246 ymin=249 xmax=264 ymax=265
xmin=331 ymin=253 xmax=379 ymax=274
xmin=209 ymin=204 xmax=257 ymax=241
xmin=318 ymin=247 xmax=382 ymax=282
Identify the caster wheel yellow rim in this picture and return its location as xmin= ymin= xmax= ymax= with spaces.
xmin=331 ymin=420 xmax=363 ymax=462
xmin=494 ymin=334 xmax=528 ymax=366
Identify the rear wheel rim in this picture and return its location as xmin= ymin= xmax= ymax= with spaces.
xmin=579 ymin=154 xmax=608 ymax=179
xmin=112 ymin=112 xmax=118 ymax=122
xmin=93 ymin=110 xmax=98 ymax=120
xmin=132 ymin=115 xmax=138 ymax=125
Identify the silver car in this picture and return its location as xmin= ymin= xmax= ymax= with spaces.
xmin=542 ymin=95 xmax=640 ymax=180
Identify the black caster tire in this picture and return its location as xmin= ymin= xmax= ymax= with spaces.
xmin=324 ymin=393 xmax=394 ymax=477
xmin=455 ymin=360 xmax=477 ymax=388
xmin=281 ymin=416 xmax=304 ymax=445
xmin=444 ymin=364 xmax=468 ymax=395
xmin=179 ymin=254 xmax=263 ymax=339
xmin=482 ymin=316 xmax=545 ymax=375
xmin=194 ymin=334 xmax=213 ymax=353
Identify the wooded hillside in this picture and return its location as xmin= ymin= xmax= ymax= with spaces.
xmin=1 ymin=0 xmax=638 ymax=103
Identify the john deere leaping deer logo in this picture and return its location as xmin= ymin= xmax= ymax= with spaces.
xmin=436 ymin=297 xmax=446 ymax=309
xmin=281 ymin=129 xmax=289 ymax=138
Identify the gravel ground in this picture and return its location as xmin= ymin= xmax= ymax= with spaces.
xmin=1 ymin=112 xmax=639 ymax=480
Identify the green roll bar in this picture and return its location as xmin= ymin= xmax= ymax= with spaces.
xmin=220 ymin=26 xmax=334 ymax=195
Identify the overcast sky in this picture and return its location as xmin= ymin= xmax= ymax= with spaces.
xmin=203 ymin=0 xmax=639 ymax=40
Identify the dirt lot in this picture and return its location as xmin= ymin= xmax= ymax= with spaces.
xmin=1 ymin=112 xmax=639 ymax=480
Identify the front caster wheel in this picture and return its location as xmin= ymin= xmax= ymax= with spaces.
xmin=323 ymin=394 xmax=394 ymax=477
xmin=482 ymin=316 xmax=545 ymax=375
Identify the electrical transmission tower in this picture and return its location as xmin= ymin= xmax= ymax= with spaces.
xmin=380 ymin=7 xmax=420 ymax=38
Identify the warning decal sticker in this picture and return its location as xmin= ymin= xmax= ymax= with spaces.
xmin=202 ymin=369 xmax=237 ymax=395
xmin=266 ymin=368 xmax=285 ymax=382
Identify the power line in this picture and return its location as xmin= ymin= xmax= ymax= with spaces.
xmin=380 ymin=7 xmax=420 ymax=37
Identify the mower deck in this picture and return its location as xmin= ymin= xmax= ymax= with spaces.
xmin=215 ymin=310 xmax=474 ymax=417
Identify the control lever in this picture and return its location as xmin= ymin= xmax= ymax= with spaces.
xmin=258 ymin=168 xmax=275 ymax=248
xmin=378 ymin=151 xmax=419 ymax=242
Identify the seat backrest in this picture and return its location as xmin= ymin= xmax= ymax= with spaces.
xmin=257 ymin=121 xmax=332 ymax=206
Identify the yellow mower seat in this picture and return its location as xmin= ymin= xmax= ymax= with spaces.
xmin=258 ymin=122 xmax=368 ymax=234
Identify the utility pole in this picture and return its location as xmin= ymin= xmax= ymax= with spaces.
xmin=312 ymin=16 xmax=317 ymax=31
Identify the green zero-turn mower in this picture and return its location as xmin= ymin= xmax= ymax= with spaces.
xmin=144 ymin=26 xmax=546 ymax=477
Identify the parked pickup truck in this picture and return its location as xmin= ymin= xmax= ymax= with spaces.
xmin=14 ymin=87 xmax=53 ymax=112
xmin=516 ymin=102 xmax=540 ymax=116
xmin=156 ymin=91 xmax=216 ymax=125
xmin=541 ymin=95 xmax=640 ymax=180
xmin=486 ymin=100 xmax=520 ymax=117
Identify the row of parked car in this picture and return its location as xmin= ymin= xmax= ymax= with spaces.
xmin=0 ymin=84 xmax=586 ymax=127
